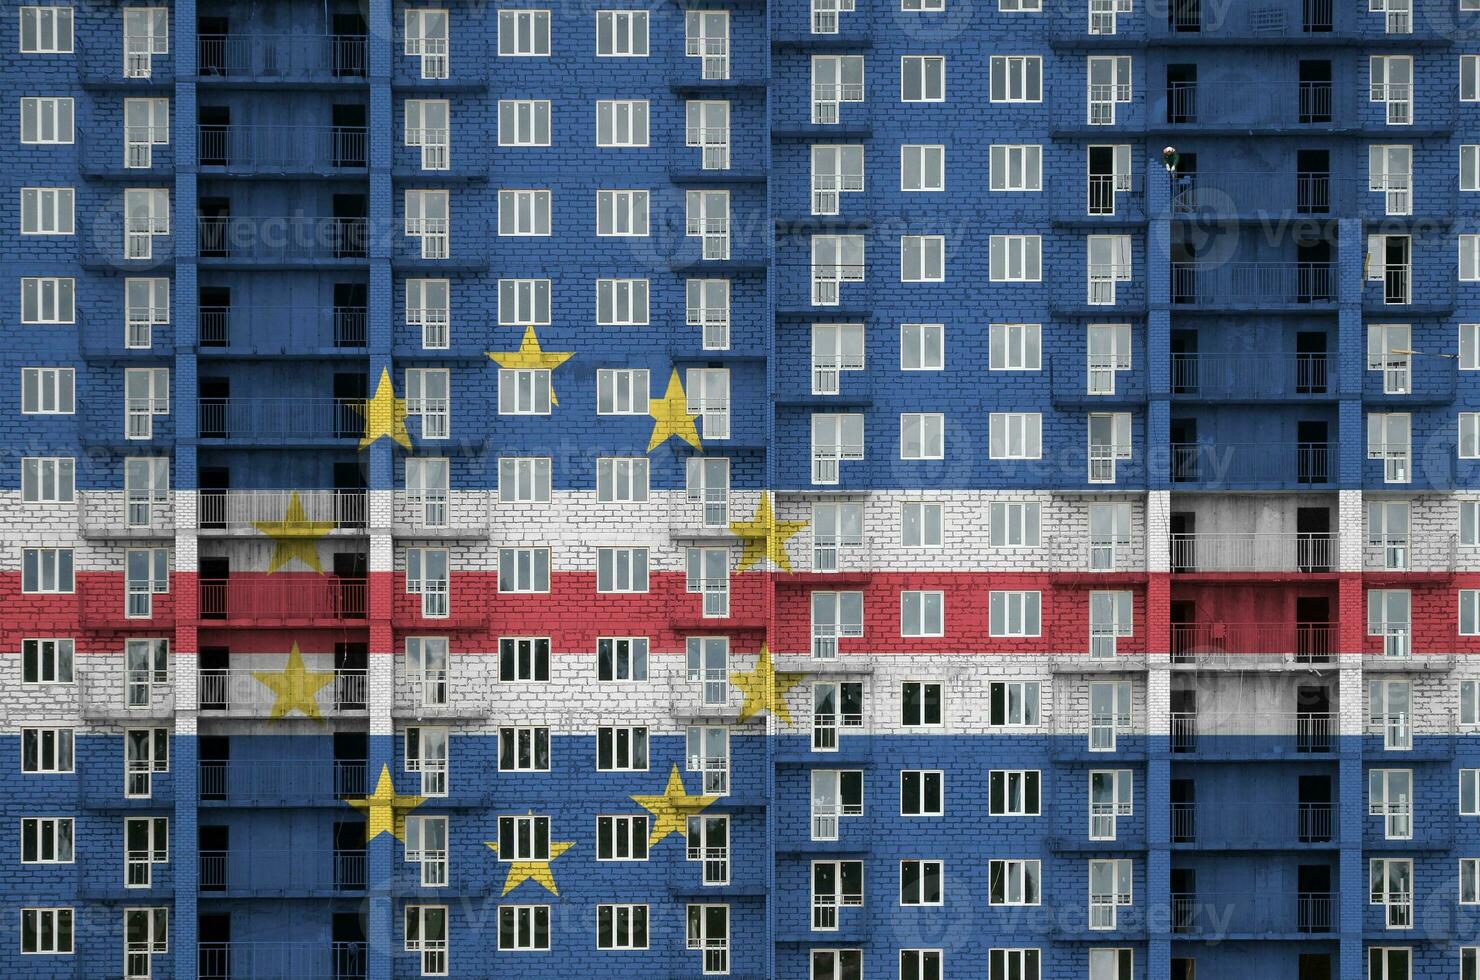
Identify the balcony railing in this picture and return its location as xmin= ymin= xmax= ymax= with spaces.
xmin=1170 ymin=801 xmax=1335 ymax=846
xmin=1171 ymin=622 xmax=1335 ymax=660
xmin=1164 ymin=80 xmax=1334 ymax=127
xmin=197 ymin=33 xmax=368 ymax=81
xmin=1171 ymin=891 xmax=1336 ymax=935
xmin=198 ymin=578 xmax=368 ymax=623
xmin=198 ymin=216 xmax=368 ymax=262
xmin=198 ymin=941 xmax=367 ymax=980
xmin=1160 ymin=0 xmax=1335 ymax=36
xmin=1170 ymin=353 xmax=1333 ymax=399
xmin=199 ymin=759 xmax=367 ymax=804
xmin=197 ymin=398 xmax=365 ymax=441
xmin=200 ymin=848 xmax=366 ymax=893
xmin=1169 ymin=533 xmax=1336 ymax=573
xmin=1169 ymin=442 xmax=1336 ymax=489
xmin=198 ymin=490 xmax=367 ymax=532
xmin=1170 ymin=262 xmax=1335 ymax=306
xmin=1170 ymin=710 xmax=1336 ymax=755
xmin=1171 ymin=171 xmax=1351 ymax=216
xmin=199 ymin=305 xmax=367 ymax=352
xmin=199 ymin=124 xmax=367 ymax=170
xmin=199 ymin=668 xmax=367 ymax=715
xmin=1363 ymin=534 xmax=1456 ymax=573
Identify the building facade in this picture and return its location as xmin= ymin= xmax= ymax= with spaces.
xmin=3 ymin=0 xmax=1480 ymax=978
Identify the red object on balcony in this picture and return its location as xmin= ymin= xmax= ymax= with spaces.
xmin=198 ymin=576 xmax=367 ymax=624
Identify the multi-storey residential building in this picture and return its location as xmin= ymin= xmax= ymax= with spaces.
xmin=3 ymin=0 xmax=1480 ymax=978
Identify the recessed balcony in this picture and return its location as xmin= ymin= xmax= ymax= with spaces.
xmin=198 ymin=216 xmax=368 ymax=265
xmin=1171 ymin=622 xmax=1336 ymax=661
xmin=198 ymin=124 xmax=367 ymax=174
xmin=198 ymin=941 xmax=367 ymax=980
xmin=196 ymin=33 xmax=368 ymax=84
xmin=197 ymin=577 xmax=368 ymax=625
xmin=199 ymin=848 xmax=366 ymax=896
xmin=1170 ymin=353 xmax=1335 ymax=401
xmin=1171 ymin=890 xmax=1336 ymax=936
xmin=1170 ymin=801 xmax=1336 ymax=848
xmin=1170 ymin=262 xmax=1336 ymax=308
xmin=198 ymin=667 xmax=367 ymax=716
xmin=1169 ymin=532 xmax=1336 ymax=574
xmin=1157 ymin=80 xmax=1335 ymax=130
xmin=198 ymin=759 xmax=367 ymax=806
xmin=1170 ymin=709 xmax=1336 ymax=756
xmin=197 ymin=398 xmax=365 ymax=445
xmin=198 ymin=305 xmax=367 ymax=356
xmin=198 ymin=490 xmax=367 ymax=534
xmin=1169 ymin=442 xmax=1337 ymax=489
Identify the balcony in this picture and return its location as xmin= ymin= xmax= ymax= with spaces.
xmin=199 ymin=848 xmax=366 ymax=895
xmin=198 ymin=942 xmax=367 ymax=980
xmin=198 ymin=490 xmax=367 ymax=534
xmin=1170 ymin=801 xmax=1336 ymax=848
xmin=1171 ymin=891 xmax=1336 ymax=937
xmin=1170 ymin=262 xmax=1336 ymax=308
xmin=1171 ymin=172 xmax=1352 ymax=218
xmin=198 ymin=305 xmax=367 ymax=355
xmin=1157 ymin=80 xmax=1335 ymax=130
xmin=1170 ymin=710 xmax=1336 ymax=757
xmin=1363 ymin=534 xmax=1456 ymax=575
xmin=1171 ymin=622 xmax=1335 ymax=661
xmin=1170 ymin=353 xmax=1335 ymax=401
xmin=77 ymin=492 xmax=174 ymax=539
xmin=198 ymin=759 xmax=367 ymax=806
xmin=198 ymin=124 xmax=368 ymax=174
xmin=196 ymin=34 xmax=368 ymax=83
xmin=1169 ymin=533 xmax=1336 ymax=574
xmin=197 ymin=398 xmax=365 ymax=444
xmin=198 ymin=216 xmax=368 ymax=265
xmin=1151 ymin=0 xmax=1339 ymax=39
xmin=199 ymin=668 xmax=367 ymax=716
xmin=198 ymin=578 xmax=368 ymax=625
xmin=1168 ymin=442 xmax=1337 ymax=489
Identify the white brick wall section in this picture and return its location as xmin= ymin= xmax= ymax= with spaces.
xmin=175 ymin=489 xmax=196 ymax=532
xmin=1146 ymin=664 xmax=1170 ymax=736
xmin=1338 ymin=489 xmax=1364 ymax=572
xmin=369 ymin=488 xmax=393 ymax=535
xmin=174 ymin=652 xmax=198 ymax=735
xmin=1338 ymin=664 xmax=1365 ymax=738
xmin=1145 ymin=490 xmax=1170 ymax=573
xmin=369 ymin=654 xmax=395 ymax=737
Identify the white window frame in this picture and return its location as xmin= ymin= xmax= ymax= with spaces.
xmin=497 ymin=9 xmax=551 ymax=56
xmin=498 ymin=100 xmax=551 ymax=147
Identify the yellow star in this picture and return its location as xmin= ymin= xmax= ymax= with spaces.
xmin=344 ymin=764 xmax=426 ymax=842
xmin=646 ymin=369 xmax=703 ymax=452
xmin=359 ymin=367 xmax=412 ymax=450
xmin=252 ymin=643 xmax=337 ymax=720
xmin=252 ymin=491 xmax=334 ymax=573
xmin=484 ymin=838 xmax=575 ymax=896
xmin=630 ymin=766 xmax=719 ymax=847
xmin=731 ymin=492 xmax=808 ymax=572
xmin=486 ymin=325 xmax=574 ymax=406
xmin=731 ymin=645 xmax=810 ymax=724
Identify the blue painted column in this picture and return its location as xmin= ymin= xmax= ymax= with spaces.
xmin=1146 ymin=158 xmax=1171 ymax=490
xmin=1336 ymin=218 xmax=1364 ymax=489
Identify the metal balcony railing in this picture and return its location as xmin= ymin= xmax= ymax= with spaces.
xmin=198 ymin=759 xmax=367 ymax=804
xmin=1170 ymin=710 xmax=1336 ymax=754
xmin=197 ymin=33 xmax=368 ymax=81
xmin=1171 ymin=891 xmax=1336 ymax=935
xmin=1170 ymin=262 xmax=1335 ymax=306
xmin=198 ymin=941 xmax=367 ymax=980
xmin=1161 ymin=0 xmax=1335 ymax=36
xmin=1170 ymin=353 xmax=1333 ymax=398
xmin=1164 ymin=80 xmax=1334 ymax=127
xmin=1169 ymin=442 xmax=1337 ymax=488
xmin=1170 ymin=172 xmax=1352 ymax=216
xmin=198 ymin=490 xmax=367 ymax=532
xmin=199 ymin=668 xmax=367 ymax=715
xmin=199 ymin=848 xmax=367 ymax=893
xmin=197 ymin=398 xmax=365 ymax=441
xmin=1170 ymin=801 xmax=1336 ymax=846
xmin=199 ymin=124 xmax=367 ymax=170
xmin=1170 ymin=622 xmax=1336 ymax=660
xmin=199 ymin=305 xmax=367 ymax=351
xmin=198 ymin=216 xmax=368 ymax=262
xmin=198 ymin=578 xmax=368 ymax=622
xmin=1168 ymin=533 xmax=1336 ymax=573
xmin=1363 ymin=534 xmax=1456 ymax=573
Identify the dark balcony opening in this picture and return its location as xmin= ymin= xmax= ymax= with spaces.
xmin=200 ymin=647 xmax=230 ymax=710
xmin=1303 ymin=0 xmax=1334 ymax=32
xmin=1170 ymin=418 xmax=1198 ymax=482
xmin=333 ymin=283 xmax=368 ymax=347
xmin=1382 ymin=235 xmax=1411 ymax=304
xmin=1296 ymin=238 xmax=1335 ymax=303
xmin=199 ymin=197 xmax=231 ymax=258
xmin=199 ymin=824 xmax=229 ymax=891
xmin=1296 ymin=509 xmax=1333 ymax=574
xmin=199 ymin=105 xmax=230 ymax=167
xmin=1169 ymin=330 xmax=1198 ymax=394
xmin=199 ymin=467 xmax=230 ymax=529
xmin=1169 ymin=0 xmax=1200 ymax=32
xmin=332 ymin=14 xmax=369 ymax=78
xmin=1299 ymin=775 xmax=1334 ymax=842
xmin=199 ymin=377 xmax=230 ymax=439
xmin=1170 ymin=868 xmax=1197 ymax=931
xmin=199 ymin=735 xmax=229 ymax=800
xmin=1297 ymin=866 xmax=1333 ymax=932
xmin=1172 ymin=959 xmax=1197 ymax=980
xmin=334 ymin=821 xmax=367 ymax=890
xmin=332 ymin=104 xmax=368 ymax=168
xmin=1296 ymin=150 xmax=1331 ymax=214
xmin=197 ymin=17 xmax=229 ymax=75
xmin=335 ymin=643 xmax=368 ymax=711
xmin=1299 ymin=60 xmax=1333 ymax=123
xmin=199 ymin=555 xmax=230 ymax=618
xmin=1171 ymin=779 xmax=1196 ymax=842
xmin=1295 ymin=330 xmax=1329 ymax=393
xmin=1297 ymin=420 xmax=1329 ymax=485
xmin=199 ymin=287 xmax=231 ymax=348
xmin=1296 ymin=684 xmax=1333 ymax=753
xmin=1170 ymin=688 xmax=1197 ymax=748
xmin=332 ymin=194 xmax=368 ymax=259
xmin=334 ymin=372 xmax=368 ymax=438
xmin=1087 ymin=145 xmax=1119 ymax=215
xmin=1300 ymin=954 xmax=1333 ymax=980
xmin=1167 ymin=64 xmax=1197 ymax=124
xmin=1169 ymin=517 xmax=1196 ymax=575
xmin=335 ymin=731 xmax=368 ymax=799
xmin=198 ymin=913 xmax=232 ymax=977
